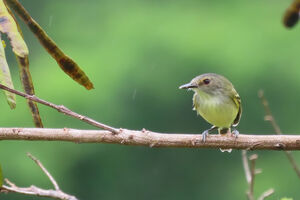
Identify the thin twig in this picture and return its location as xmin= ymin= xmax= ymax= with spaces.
xmin=257 ymin=188 xmax=274 ymax=200
xmin=242 ymin=150 xmax=251 ymax=183
xmin=242 ymin=150 xmax=253 ymax=200
xmin=0 ymin=153 xmax=78 ymax=200
xmin=0 ymin=83 xmax=119 ymax=134
xmin=258 ymin=90 xmax=281 ymax=133
xmin=242 ymin=152 xmax=273 ymax=200
xmin=248 ymin=154 xmax=258 ymax=200
xmin=258 ymin=90 xmax=300 ymax=178
xmin=27 ymin=153 xmax=60 ymax=191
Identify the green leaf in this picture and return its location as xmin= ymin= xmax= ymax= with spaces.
xmin=281 ymin=198 xmax=293 ymax=200
xmin=0 ymin=35 xmax=16 ymax=109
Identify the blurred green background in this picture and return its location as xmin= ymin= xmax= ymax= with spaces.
xmin=1 ymin=0 xmax=299 ymax=199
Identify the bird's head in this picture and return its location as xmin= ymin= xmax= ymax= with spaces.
xmin=179 ymin=73 xmax=233 ymax=96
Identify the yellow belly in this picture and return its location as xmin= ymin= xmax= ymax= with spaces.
xmin=193 ymin=93 xmax=238 ymax=128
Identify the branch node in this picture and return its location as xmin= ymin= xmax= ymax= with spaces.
xmin=4 ymin=178 xmax=16 ymax=187
xmin=128 ymin=135 xmax=134 ymax=140
xmin=149 ymin=143 xmax=156 ymax=148
xmin=249 ymin=154 xmax=258 ymax=161
xmin=274 ymin=143 xmax=286 ymax=149
xmin=63 ymin=127 xmax=70 ymax=132
xmin=264 ymin=115 xmax=273 ymax=121
xmin=255 ymin=169 xmax=262 ymax=174
xmin=142 ymin=128 xmax=149 ymax=133
xmin=191 ymin=140 xmax=196 ymax=146
xmin=12 ymin=128 xmax=21 ymax=134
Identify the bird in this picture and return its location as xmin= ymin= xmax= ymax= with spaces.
xmin=179 ymin=73 xmax=242 ymax=142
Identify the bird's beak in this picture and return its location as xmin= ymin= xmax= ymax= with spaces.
xmin=179 ymin=83 xmax=197 ymax=89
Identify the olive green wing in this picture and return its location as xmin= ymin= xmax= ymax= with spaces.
xmin=231 ymin=89 xmax=242 ymax=127
xmin=192 ymin=93 xmax=199 ymax=112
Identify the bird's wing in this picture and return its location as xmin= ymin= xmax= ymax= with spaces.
xmin=192 ymin=93 xmax=198 ymax=111
xmin=231 ymin=89 xmax=242 ymax=127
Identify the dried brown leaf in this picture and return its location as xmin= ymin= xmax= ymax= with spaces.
xmin=283 ymin=0 xmax=300 ymax=28
xmin=4 ymin=0 xmax=94 ymax=90
xmin=17 ymin=55 xmax=43 ymax=127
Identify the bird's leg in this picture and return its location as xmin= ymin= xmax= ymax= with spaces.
xmin=219 ymin=128 xmax=230 ymax=135
xmin=231 ymin=127 xmax=239 ymax=138
xmin=201 ymin=126 xmax=217 ymax=142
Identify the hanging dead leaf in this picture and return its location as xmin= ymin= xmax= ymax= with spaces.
xmin=0 ymin=0 xmax=28 ymax=57
xmin=4 ymin=0 xmax=94 ymax=90
xmin=17 ymin=55 xmax=43 ymax=127
xmin=2 ymin=1 xmax=43 ymax=127
xmin=0 ymin=35 xmax=16 ymax=109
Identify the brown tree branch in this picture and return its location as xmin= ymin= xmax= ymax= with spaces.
xmin=258 ymin=90 xmax=300 ymax=177
xmin=0 ymin=153 xmax=78 ymax=200
xmin=0 ymin=83 xmax=119 ymax=134
xmin=1 ymin=84 xmax=300 ymax=150
xmin=0 ymin=128 xmax=299 ymax=150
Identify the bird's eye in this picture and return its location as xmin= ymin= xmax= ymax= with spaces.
xmin=203 ymin=78 xmax=210 ymax=85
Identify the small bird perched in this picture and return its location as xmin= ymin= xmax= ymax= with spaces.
xmin=179 ymin=73 xmax=242 ymax=142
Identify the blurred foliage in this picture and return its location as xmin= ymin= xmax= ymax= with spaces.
xmin=0 ymin=164 xmax=3 ymax=187
xmin=0 ymin=0 xmax=300 ymax=199
xmin=283 ymin=0 xmax=300 ymax=28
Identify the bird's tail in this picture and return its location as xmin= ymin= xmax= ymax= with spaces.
xmin=219 ymin=148 xmax=232 ymax=153
xmin=218 ymin=128 xmax=232 ymax=153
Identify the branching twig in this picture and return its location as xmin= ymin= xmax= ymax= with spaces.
xmin=258 ymin=90 xmax=300 ymax=178
xmin=242 ymin=151 xmax=274 ymax=200
xmin=0 ymin=83 xmax=119 ymax=134
xmin=0 ymin=153 xmax=78 ymax=200
xmin=257 ymin=188 xmax=274 ymax=200
xmin=0 ymin=84 xmax=300 ymax=150
xmin=242 ymin=151 xmax=257 ymax=200
xmin=27 ymin=153 xmax=60 ymax=191
xmin=248 ymin=154 xmax=257 ymax=200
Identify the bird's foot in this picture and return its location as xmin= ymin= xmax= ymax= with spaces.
xmin=232 ymin=129 xmax=239 ymax=138
xmin=201 ymin=130 xmax=209 ymax=142
xmin=201 ymin=126 xmax=217 ymax=142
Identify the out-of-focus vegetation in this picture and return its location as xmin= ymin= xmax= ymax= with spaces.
xmin=1 ymin=0 xmax=300 ymax=199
